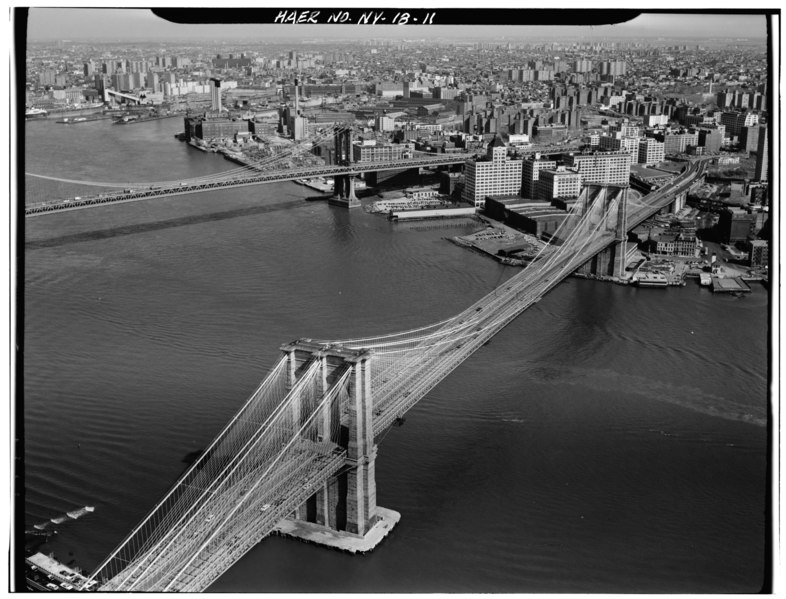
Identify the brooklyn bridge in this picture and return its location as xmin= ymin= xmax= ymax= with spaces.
xmin=27 ymin=125 xmax=706 ymax=591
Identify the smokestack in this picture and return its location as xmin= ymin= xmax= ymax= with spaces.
xmin=294 ymin=77 xmax=299 ymax=115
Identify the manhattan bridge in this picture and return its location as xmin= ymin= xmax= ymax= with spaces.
xmin=25 ymin=126 xmax=705 ymax=591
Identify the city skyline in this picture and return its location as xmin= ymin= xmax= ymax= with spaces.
xmin=23 ymin=8 xmax=769 ymax=42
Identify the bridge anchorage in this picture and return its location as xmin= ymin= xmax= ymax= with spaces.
xmin=275 ymin=339 xmax=399 ymax=549
xmin=328 ymin=126 xmax=361 ymax=209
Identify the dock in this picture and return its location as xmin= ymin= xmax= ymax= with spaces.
xmin=711 ymin=276 xmax=752 ymax=294
xmin=25 ymin=552 xmax=98 ymax=591
xmin=389 ymin=207 xmax=477 ymax=221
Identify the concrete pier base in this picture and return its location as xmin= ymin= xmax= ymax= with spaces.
xmin=273 ymin=507 xmax=400 ymax=554
xmin=328 ymin=195 xmax=361 ymax=209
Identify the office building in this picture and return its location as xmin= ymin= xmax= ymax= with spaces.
xmin=599 ymin=134 xmax=639 ymax=159
xmin=564 ymin=151 xmax=632 ymax=186
xmin=698 ymin=127 xmax=724 ymax=153
xmin=375 ymin=115 xmax=395 ymax=132
xmin=536 ymin=168 xmax=582 ymax=202
xmin=637 ymin=138 xmax=665 ymax=166
xmin=462 ymin=137 xmax=523 ymax=209
xmin=522 ymin=155 xmax=556 ymax=199
xmin=660 ymin=130 xmax=699 ymax=155
xmin=352 ymin=140 xmax=415 ymax=162
xmin=210 ymin=78 xmax=223 ymax=112
xmin=717 ymin=208 xmax=755 ymax=243
xmin=290 ymin=116 xmax=309 ymax=141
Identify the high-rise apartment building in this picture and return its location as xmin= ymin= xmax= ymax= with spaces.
xmin=574 ymin=60 xmax=593 ymax=73
xmin=720 ymin=111 xmax=759 ymax=138
xmin=740 ymin=125 xmax=760 ymax=153
xmin=755 ymin=126 xmax=768 ymax=182
xmin=599 ymin=60 xmax=627 ymax=76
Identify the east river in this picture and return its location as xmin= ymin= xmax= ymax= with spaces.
xmin=22 ymin=117 xmax=769 ymax=592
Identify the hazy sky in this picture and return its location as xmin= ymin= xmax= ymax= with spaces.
xmin=22 ymin=8 xmax=769 ymax=42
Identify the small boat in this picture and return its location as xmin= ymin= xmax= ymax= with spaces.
xmin=66 ymin=506 xmax=95 ymax=520
xmin=25 ymin=107 xmax=48 ymax=119
xmin=634 ymin=272 xmax=668 ymax=287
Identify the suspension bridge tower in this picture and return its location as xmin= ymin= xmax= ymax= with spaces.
xmin=329 ymin=127 xmax=361 ymax=209
xmin=575 ymin=184 xmax=630 ymax=279
xmin=276 ymin=340 xmax=399 ymax=551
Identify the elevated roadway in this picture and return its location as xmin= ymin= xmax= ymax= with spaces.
xmin=24 ymin=143 xmax=581 ymax=217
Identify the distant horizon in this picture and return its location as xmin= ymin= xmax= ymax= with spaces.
xmin=22 ymin=8 xmax=769 ymax=43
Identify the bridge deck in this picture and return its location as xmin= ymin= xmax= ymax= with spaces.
xmin=25 ymin=143 xmax=582 ymax=216
xmin=87 ymin=159 xmax=704 ymax=592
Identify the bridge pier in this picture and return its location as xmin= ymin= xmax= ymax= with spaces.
xmin=276 ymin=340 xmax=399 ymax=552
xmin=577 ymin=185 xmax=630 ymax=279
xmin=329 ymin=174 xmax=361 ymax=209
xmin=577 ymin=241 xmax=627 ymax=278
xmin=327 ymin=127 xmax=361 ymax=209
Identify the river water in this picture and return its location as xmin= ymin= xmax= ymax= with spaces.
xmin=22 ymin=117 xmax=769 ymax=592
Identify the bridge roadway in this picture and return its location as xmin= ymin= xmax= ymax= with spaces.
xmin=363 ymin=159 xmax=707 ymax=432
xmin=87 ymin=160 xmax=704 ymax=592
xmin=111 ymin=443 xmax=348 ymax=592
xmin=24 ymin=143 xmax=582 ymax=217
